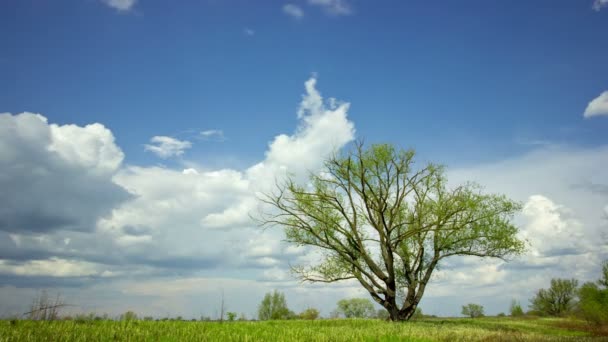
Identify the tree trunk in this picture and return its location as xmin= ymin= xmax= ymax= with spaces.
xmin=386 ymin=301 xmax=417 ymax=321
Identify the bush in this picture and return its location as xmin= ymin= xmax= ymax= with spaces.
xmin=461 ymin=303 xmax=484 ymax=318
xmin=509 ymin=300 xmax=524 ymax=317
xmin=120 ymin=311 xmax=138 ymax=321
xmin=226 ymin=312 xmax=237 ymax=321
xmin=299 ymin=308 xmax=320 ymax=320
xmin=497 ymin=312 xmax=506 ymax=317
xmin=576 ymin=261 xmax=608 ymax=326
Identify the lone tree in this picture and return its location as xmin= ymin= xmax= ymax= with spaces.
xmin=461 ymin=303 xmax=484 ymax=318
xmin=260 ymin=142 xmax=525 ymax=321
xmin=258 ymin=290 xmax=291 ymax=320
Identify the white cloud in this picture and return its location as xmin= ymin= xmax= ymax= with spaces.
xmin=0 ymin=258 xmax=102 ymax=277
xmin=309 ymin=0 xmax=352 ymax=15
xmin=593 ymin=0 xmax=608 ymax=11
xmin=584 ymin=91 xmax=608 ymax=118
xmin=144 ymin=136 xmax=192 ymax=158
xmin=0 ymin=112 xmax=130 ymax=234
xmin=101 ymin=0 xmax=137 ymax=12
xmin=243 ymin=28 xmax=255 ymax=36
xmin=200 ymin=129 xmax=225 ymax=141
xmin=283 ymin=4 xmax=304 ymax=19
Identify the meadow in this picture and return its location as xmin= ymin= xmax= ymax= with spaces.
xmin=1 ymin=317 xmax=605 ymax=342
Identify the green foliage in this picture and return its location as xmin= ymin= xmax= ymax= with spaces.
xmin=299 ymin=308 xmax=320 ymax=320
xmin=599 ymin=260 xmax=608 ymax=288
xmin=530 ymin=278 xmax=578 ymax=316
xmin=260 ymin=142 xmax=525 ymax=321
xmin=576 ymin=261 xmax=608 ymax=326
xmin=336 ymin=298 xmax=375 ymax=318
xmin=497 ymin=313 xmax=505 ymax=317
xmin=258 ymin=290 xmax=291 ymax=320
xmin=509 ymin=299 xmax=524 ymax=317
xmin=412 ymin=307 xmax=423 ymax=320
xmin=226 ymin=312 xmax=237 ymax=321
xmin=461 ymin=304 xmax=484 ymax=318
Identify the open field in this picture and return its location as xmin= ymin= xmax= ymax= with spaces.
xmin=1 ymin=317 xmax=606 ymax=342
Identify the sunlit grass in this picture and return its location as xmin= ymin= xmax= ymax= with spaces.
xmin=0 ymin=317 xmax=601 ymax=341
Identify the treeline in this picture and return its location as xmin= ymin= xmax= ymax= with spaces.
xmin=462 ymin=260 xmax=608 ymax=326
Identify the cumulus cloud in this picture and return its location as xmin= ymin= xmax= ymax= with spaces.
xmin=101 ymin=0 xmax=137 ymax=12
xmin=309 ymin=0 xmax=352 ymax=15
xmin=584 ymin=91 xmax=608 ymax=118
xmin=593 ymin=0 xmax=608 ymax=11
xmin=0 ymin=112 xmax=130 ymax=234
xmin=144 ymin=136 xmax=192 ymax=158
xmin=283 ymin=4 xmax=304 ymax=19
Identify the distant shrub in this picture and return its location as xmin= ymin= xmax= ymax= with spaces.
xmin=299 ymin=308 xmax=320 ymax=320
xmin=509 ymin=300 xmax=524 ymax=317
xmin=227 ymin=312 xmax=237 ymax=321
xmin=461 ymin=304 xmax=484 ymax=318
xmin=497 ymin=312 xmax=506 ymax=317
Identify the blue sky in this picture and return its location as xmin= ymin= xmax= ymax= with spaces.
xmin=1 ymin=0 xmax=607 ymax=319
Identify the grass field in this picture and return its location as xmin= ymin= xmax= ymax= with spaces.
xmin=1 ymin=317 xmax=606 ymax=342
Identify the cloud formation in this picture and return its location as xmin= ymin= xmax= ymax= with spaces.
xmin=0 ymin=112 xmax=130 ymax=235
xmin=584 ymin=91 xmax=608 ymax=118
xmin=200 ymin=129 xmax=226 ymax=142
xmin=101 ymin=0 xmax=137 ymax=12
xmin=593 ymin=0 xmax=608 ymax=11
xmin=308 ymin=0 xmax=352 ymax=15
xmin=144 ymin=136 xmax=192 ymax=158
xmin=283 ymin=4 xmax=304 ymax=19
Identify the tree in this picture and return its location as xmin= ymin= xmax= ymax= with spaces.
xmin=509 ymin=299 xmax=524 ymax=317
xmin=530 ymin=278 xmax=578 ymax=316
xmin=299 ymin=308 xmax=320 ymax=320
xmin=226 ymin=312 xmax=237 ymax=321
xmin=258 ymin=290 xmax=291 ymax=320
xmin=335 ymin=298 xmax=375 ymax=318
xmin=577 ymin=260 xmax=608 ymax=325
xmin=461 ymin=303 xmax=484 ymax=318
xmin=259 ymin=142 xmax=525 ymax=321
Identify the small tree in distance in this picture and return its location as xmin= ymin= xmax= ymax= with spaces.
xmin=336 ymin=298 xmax=375 ymax=318
xmin=258 ymin=290 xmax=291 ymax=320
xmin=462 ymin=303 xmax=484 ymax=318
xmin=299 ymin=308 xmax=320 ymax=320
xmin=259 ymin=142 xmax=525 ymax=321
xmin=509 ymin=299 xmax=524 ymax=317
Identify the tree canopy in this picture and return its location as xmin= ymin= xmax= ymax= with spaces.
xmin=461 ymin=303 xmax=484 ymax=318
xmin=258 ymin=290 xmax=291 ymax=320
xmin=529 ymin=278 xmax=578 ymax=316
xmin=335 ymin=298 xmax=375 ymax=318
xmin=260 ymin=142 xmax=525 ymax=321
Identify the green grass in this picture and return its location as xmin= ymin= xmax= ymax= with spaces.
xmin=0 ymin=317 xmax=603 ymax=342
